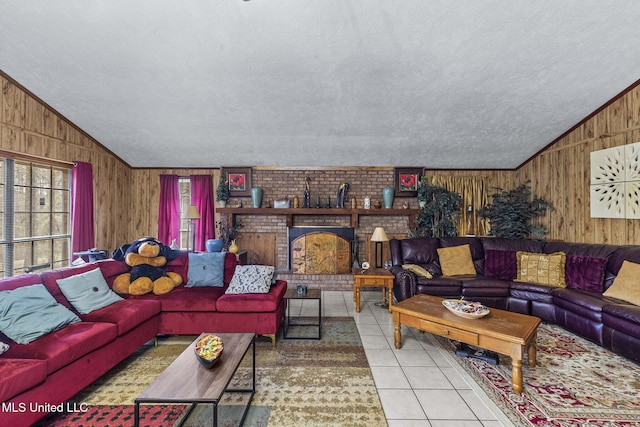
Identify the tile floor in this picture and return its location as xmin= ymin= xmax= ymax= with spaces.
xmin=287 ymin=290 xmax=514 ymax=427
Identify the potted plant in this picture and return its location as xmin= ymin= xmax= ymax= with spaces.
xmin=417 ymin=176 xmax=429 ymax=208
xmin=217 ymin=220 xmax=243 ymax=251
xmin=477 ymin=181 xmax=554 ymax=239
xmin=216 ymin=177 xmax=230 ymax=207
xmin=411 ymin=182 xmax=462 ymax=237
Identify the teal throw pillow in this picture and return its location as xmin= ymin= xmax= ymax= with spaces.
xmin=0 ymin=284 xmax=80 ymax=344
xmin=226 ymin=265 xmax=275 ymax=294
xmin=57 ymin=268 xmax=123 ymax=314
xmin=186 ymin=252 xmax=226 ymax=287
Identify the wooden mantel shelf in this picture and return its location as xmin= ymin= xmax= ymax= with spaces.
xmin=217 ymin=207 xmax=419 ymax=228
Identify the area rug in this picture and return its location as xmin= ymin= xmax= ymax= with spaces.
xmin=35 ymin=317 xmax=387 ymax=427
xmin=434 ymin=323 xmax=640 ymax=426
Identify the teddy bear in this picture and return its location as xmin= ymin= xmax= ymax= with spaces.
xmin=112 ymin=237 xmax=183 ymax=295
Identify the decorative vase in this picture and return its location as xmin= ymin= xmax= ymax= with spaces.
xmin=219 ymin=200 xmax=227 ymax=208
xmin=251 ymin=187 xmax=263 ymax=208
xmin=206 ymin=239 xmax=224 ymax=252
xmin=382 ymin=186 xmax=394 ymax=209
xmin=228 ymin=239 xmax=239 ymax=255
xmin=169 ymin=238 xmax=179 ymax=250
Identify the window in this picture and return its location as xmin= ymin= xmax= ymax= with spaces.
xmin=179 ymin=177 xmax=191 ymax=249
xmin=1 ymin=158 xmax=71 ymax=278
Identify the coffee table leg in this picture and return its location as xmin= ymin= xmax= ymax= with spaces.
xmin=355 ymin=285 xmax=361 ymax=313
xmin=393 ymin=313 xmax=402 ymax=349
xmin=511 ymin=359 xmax=523 ymax=394
xmin=528 ymin=334 xmax=537 ymax=367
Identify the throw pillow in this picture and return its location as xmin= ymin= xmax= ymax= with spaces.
xmin=0 ymin=341 xmax=9 ymax=355
xmin=565 ymin=255 xmax=607 ymax=292
xmin=186 ymin=252 xmax=226 ymax=288
xmin=603 ymin=260 xmax=640 ymax=305
xmin=484 ymin=249 xmax=518 ymax=280
xmin=0 ymin=284 xmax=81 ymax=344
xmin=226 ymin=265 xmax=275 ymax=294
xmin=57 ymin=268 xmax=123 ymax=314
xmin=515 ymin=251 xmax=566 ymax=288
xmin=402 ymin=264 xmax=433 ymax=278
xmin=437 ymin=244 xmax=476 ymax=276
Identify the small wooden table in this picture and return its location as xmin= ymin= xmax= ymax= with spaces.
xmin=391 ymin=294 xmax=540 ymax=394
xmin=353 ymin=267 xmax=394 ymax=313
xmin=134 ymin=332 xmax=255 ymax=427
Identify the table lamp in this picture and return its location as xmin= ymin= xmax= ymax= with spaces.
xmin=185 ymin=205 xmax=200 ymax=252
xmin=370 ymin=226 xmax=389 ymax=268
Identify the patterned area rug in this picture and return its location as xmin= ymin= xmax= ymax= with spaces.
xmin=435 ymin=323 xmax=640 ymax=426
xmin=35 ymin=317 xmax=386 ymax=427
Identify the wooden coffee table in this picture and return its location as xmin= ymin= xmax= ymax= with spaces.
xmin=391 ymin=294 xmax=540 ymax=394
xmin=134 ymin=332 xmax=255 ymax=427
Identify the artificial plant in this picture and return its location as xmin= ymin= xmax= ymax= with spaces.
xmin=477 ymin=181 xmax=554 ymax=240
xmin=216 ymin=178 xmax=230 ymax=204
xmin=410 ymin=182 xmax=462 ymax=238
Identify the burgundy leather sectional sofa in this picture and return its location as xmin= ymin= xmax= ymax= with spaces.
xmin=0 ymin=251 xmax=286 ymax=427
xmin=390 ymin=236 xmax=640 ymax=365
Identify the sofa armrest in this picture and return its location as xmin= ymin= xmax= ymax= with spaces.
xmin=390 ymin=267 xmax=417 ymax=302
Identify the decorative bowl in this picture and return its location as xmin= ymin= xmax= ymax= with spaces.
xmin=442 ymin=299 xmax=490 ymax=319
xmin=194 ymin=334 xmax=224 ymax=368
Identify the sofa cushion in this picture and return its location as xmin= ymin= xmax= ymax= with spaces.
xmin=440 ymin=237 xmax=485 ymax=274
xmin=398 ymin=238 xmax=441 ymax=275
xmin=481 ymin=237 xmax=545 ymax=253
xmin=509 ymin=281 xmax=555 ymax=303
xmin=217 ymin=280 xmax=287 ymax=313
xmin=484 ymin=249 xmax=517 ymax=280
xmin=80 ymin=299 xmax=161 ymax=335
xmin=603 ymin=261 xmax=640 ymax=306
xmin=0 ymin=358 xmax=48 ymax=402
xmin=131 ymin=286 xmax=224 ymax=311
xmin=226 ymin=265 xmax=275 ymax=294
xmin=402 ymin=264 xmax=433 ymax=278
xmin=515 ymin=251 xmax=566 ymax=288
xmin=437 ymin=244 xmax=476 ymax=276
xmin=0 ymin=284 xmax=81 ymax=344
xmin=2 ymin=322 xmax=117 ymax=374
xmin=565 ymin=255 xmax=607 ymax=292
xmin=56 ymin=267 xmax=123 ymax=314
xmin=185 ymin=252 xmax=226 ymax=287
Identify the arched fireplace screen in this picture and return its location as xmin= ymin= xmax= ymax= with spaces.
xmin=288 ymin=227 xmax=354 ymax=274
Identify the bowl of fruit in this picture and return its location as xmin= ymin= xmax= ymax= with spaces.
xmin=194 ymin=334 xmax=224 ymax=368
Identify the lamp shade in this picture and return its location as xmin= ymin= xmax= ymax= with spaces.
xmin=185 ymin=205 xmax=200 ymax=220
xmin=370 ymin=227 xmax=389 ymax=242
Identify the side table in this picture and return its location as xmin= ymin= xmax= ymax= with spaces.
xmin=353 ymin=268 xmax=394 ymax=313
xmin=283 ymin=288 xmax=322 ymax=340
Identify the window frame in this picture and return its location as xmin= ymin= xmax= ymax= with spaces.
xmin=1 ymin=157 xmax=72 ymax=278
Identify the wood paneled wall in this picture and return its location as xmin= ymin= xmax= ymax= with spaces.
xmin=4 ymin=69 xmax=640 ymax=249
xmin=1 ymin=72 xmax=132 ymax=253
xmin=513 ymin=83 xmax=640 ymax=245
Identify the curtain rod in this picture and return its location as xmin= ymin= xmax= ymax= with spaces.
xmin=0 ymin=149 xmax=76 ymax=169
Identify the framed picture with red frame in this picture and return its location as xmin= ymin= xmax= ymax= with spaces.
xmin=221 ymin=167 xmax=252 ymax=197
xmin=394 ymin=167 xmax=424 ymax=197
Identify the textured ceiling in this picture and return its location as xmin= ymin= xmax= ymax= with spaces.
xmin=2 ymin=1 xmax=640 ymax=168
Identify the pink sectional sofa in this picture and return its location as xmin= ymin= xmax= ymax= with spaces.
xmin=0 ymin=251 xmax=286 ymax=427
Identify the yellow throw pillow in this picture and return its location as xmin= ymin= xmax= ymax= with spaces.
xmin=515 ymin=251 xmax=566 ymax=287
xmin=437 ymin=244 xmax=476 ymax=277
xmin=402 ymin=264 xmax=433 ymax=279
xmin=603 ymin=261 xmax=640 ymax=306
